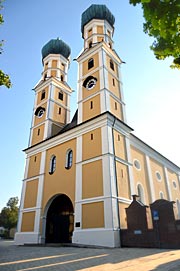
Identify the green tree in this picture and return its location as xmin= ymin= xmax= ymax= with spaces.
xmin=0 ymin=0 xmax=11 ymax=88
xmin=129 ymin=0 xmax=180 ymax=69
xmin=0 ymin=197 xmax=19 ymax=236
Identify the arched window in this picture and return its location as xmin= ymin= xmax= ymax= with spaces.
xmin=89 ymin=41 xmax=92 ymax=48
xmin=49 ymin=155 xmax=56 ymax=174
xmin=110 ymin=59 xmax=114 ymax=70
xmin=41 ymin=89 xmax=46 ymax=100
xmin=156 ymin=171 xmax=162 ymax=181
xmin=65 ymin=149 xmax=73 ymax=169
xmin=159 ymin=191 xmax=164 ymax=199
xmin=58 ymin=91 xmax=63 ymax=101
xmin=137 ymin=183 xmax=145 ymax=204
xmin=88 ymin=58 xmax=94 ymax=70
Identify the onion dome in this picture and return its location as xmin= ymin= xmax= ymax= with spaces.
xmin=41 ymin=38 xmax=71 ymax=60
xmin=81 ymin=4 xmax=115 ymax=34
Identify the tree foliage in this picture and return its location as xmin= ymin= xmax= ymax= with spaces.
xmin=129 ymin=0 xmax=180 ymax=69
xmin=0 ymin=0 xmax=11 ymax=88
xmin=0 ymin=197 xmax=19 ymax=232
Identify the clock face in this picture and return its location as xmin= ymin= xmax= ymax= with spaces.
xmin=86 ymin=78 xmax=97 ymax=90
xmin=37 ymin=109 xmax=44 ymax=118
xmin=35 ymin=107 xmax=45 ymax=118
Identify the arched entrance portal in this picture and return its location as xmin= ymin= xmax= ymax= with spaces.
xmin=45 ymin=194 xmax=74 ymax=243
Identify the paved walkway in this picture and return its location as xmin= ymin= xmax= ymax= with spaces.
xmin=0 ymin=240 xmax=180 ymax=270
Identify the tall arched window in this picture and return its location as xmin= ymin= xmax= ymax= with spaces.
xmin=88 ymin=58 xmax=94 ymax=70
xmin=65 ymin=149 xmax=73 ymax=169
xmin=110 ymin=59 xmax=114 ymax=70
xmin=159 ymin=191 xmax=164 ymax=199
xmin=58 ymin=91 xmax=63 ymax=101
xmin=137 ymin=183 xmax=145 ymax=204
xmin=49 ymin=155 xmax=56 ymax=174
xmin=41 ymin=89 xmax=46 ymax=100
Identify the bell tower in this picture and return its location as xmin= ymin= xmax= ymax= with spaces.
xmin=29 ymin=38 xmax=72 ymax=147
xmin=77 ymin=4 xmax=126 ymax=124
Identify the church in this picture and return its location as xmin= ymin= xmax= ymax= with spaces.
xmin=15 ymin=4 xmax=180 ymax=248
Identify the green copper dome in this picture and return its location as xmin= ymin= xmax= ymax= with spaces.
xmin=81 ymin=4 xmax=115 ymax=33
xmin=41 ymin=38 xmax=71 ymax=60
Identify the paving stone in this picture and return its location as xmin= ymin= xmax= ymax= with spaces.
xmin=0 ymin=240 xmax=180 ymax=271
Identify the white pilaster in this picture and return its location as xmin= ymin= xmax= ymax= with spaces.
xmin=164 ymin=166 xmax=173 ymax=201
xmin=66 ymin=94 xmax=70 ymax=123
xmin=74 ymin=135 xmax=82 ymax=227
xmin=125 ymin=137 xmax=135 ymax=196
xmin=102 ymin=49 xmax=108 ymax=89
xmin=145 ymin=155 xmax=155 ymax=202
xmin=16 ymin=181 xmax=26 ymax=232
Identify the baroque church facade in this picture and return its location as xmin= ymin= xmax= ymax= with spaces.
xmin=15 ymin=4 xmax=180 ymax=248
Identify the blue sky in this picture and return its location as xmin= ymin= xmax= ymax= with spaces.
xmin=0 ymin=0 xmax=179 ymax=210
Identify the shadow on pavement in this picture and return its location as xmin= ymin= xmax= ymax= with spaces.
xmin=150 ymin=259 xmax=180 ymax=271
xmin=0 ymin=240 xmax=180 ymax=271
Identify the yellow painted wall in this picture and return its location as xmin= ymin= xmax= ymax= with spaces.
xmin=113 ymin=130 xmax=126 ymax=161
xmin=51 ymin=70 xmax=56 ymax=77
xmin=21 ymin=211 xmax=35 ymax=232
xmin=149 ymin=158 xmax=168 ymax=199
xmin=24 ymin=179 xmax=38 ymax=208
xmin=106 ymin=55 xmax=118 ymax=77
xmin=53 ymin=103 xmax=66 ymax=124
xmin=82 ymin=201 xmax=104 ymax=229
xmin=116 ymin=162 xmax=130 ymax=199
xmin=97 ymin=37 xmax=104 ymax=43
xmin=37 ymin=87 xmax=49 ymax=105
xmin=27 ymin=153 xmax=42 ymax=179
xmin=167 ymin=169 xmax=180 ymax=200
xmin=60 ymin=62 xmax=65 ymax=71
xmin=44 ymin=62 xmax=48 ymax=71
xmin=82 ymin=53 xmax=99 ymax=77
xmin=82 ymin=159 xmax=103 ymax=199
xmin=130 ymin=146 xmax=151 ymax=204
xmin=87 ymin=28 xmax=92 ymax=38
xmin=34 ymin=102 xmax=47 ymax=126
xmin=42 ymin=139 xmax=76 ymax=211
xmin=54 ymin=87 xmax=67 ymax=106
xmin=31 ymin=124 xmax=45 ymax=146
xmin=82 ymin=128 xmax=102 ymax=161
xmin=52 ymin=60 xmax=57 ymax=68
xmin=108 ymin=73 xmax=120 ymax=98
xmin=82 ymin=94 xmax=101 ymax=122
xmin=110 ymin=96 xmax=123 ymax=120
xmin=119 ymin=202 xmax=129 ymax=229
xmin=97 ymin=25 xmax=103 ymax=34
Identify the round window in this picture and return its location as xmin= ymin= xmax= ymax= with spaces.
xmin=133 ymin=159 xmax=141 ymax=170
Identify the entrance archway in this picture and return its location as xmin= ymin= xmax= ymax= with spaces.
xmin=45 ymin=194 xmax=74 ymax=243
